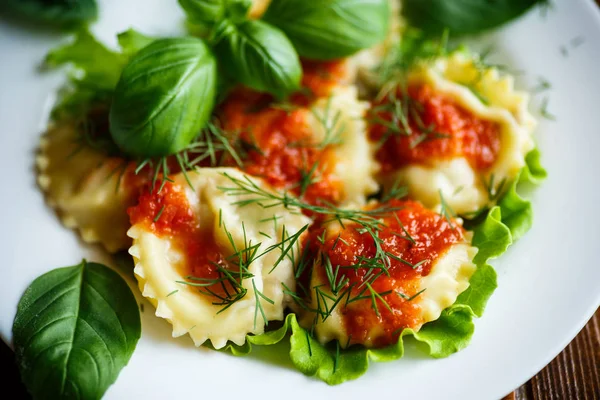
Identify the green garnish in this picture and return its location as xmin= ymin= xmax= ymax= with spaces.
xmin=402 ymin=0 xmax=550 ymax=37
xmin=109 ymin=37 xmax=217 ymax=158
xmin=3 ymin=0 xmax=98 ymax=27
xmin=262 ymin=0 xmax=390 ymax=60
xmin=12 ymin=260 xmax=141 ymax=399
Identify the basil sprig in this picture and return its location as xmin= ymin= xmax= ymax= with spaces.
xmin=1 ymin=0 xmax=98 ymax=27
xmin=110 ymin=37 xmax=217 ymax=158
xmin=402 ymin=0 xmax=548 ymax=36
xmin=178 ymin=0 xmax=390 ymax=97
xmin=262 ymin=0 xmax=390 ymax=60
xmin=213 ymin=19 xmax=301 ymax=98
xmin=13 ymin=260 xmax=141 ymax=400
xmin=178 ymin=0 xmax=252 ymax=27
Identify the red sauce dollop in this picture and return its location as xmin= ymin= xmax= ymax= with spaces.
xmin=308 ymin=200 xmax=465 ymax=347
xmin=293 ymin=59 xmax=350 ymax=104
xmin=369 ymin=84 xmax=501 ymax=173
xmin=218 ymin=60 xmax=349 ymax=206
xmin=128 ymin=181 xmax=233 ymax=298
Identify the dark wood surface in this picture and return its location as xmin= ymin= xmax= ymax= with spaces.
xmin=505 ymin=308 xmax=600 ymax=399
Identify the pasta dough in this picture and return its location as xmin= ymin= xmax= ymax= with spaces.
xmin=219 ymin=80 xmax=378 ymax=208
xmin=308 ymin=85 xmax=379 ymax=206
xmin=378 ymin=52 xmax=535 ymax=214
xmin=37 ymin=118 xmax=144 ymax=253
xmin=129 ymin=168 xmax=311 ymax=349
xmin=296 ymin=200 xmax=477 ymax=348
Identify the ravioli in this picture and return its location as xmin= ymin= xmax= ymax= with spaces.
xmin=370 ymin=52 xmax=535 ymax=215
xmin=37 ymin=111 xmax=149 ymax=253
xmin=218 ymin=75 xmax=378 ymax=207
xmin=295 ymin=200 xmax=477 ymax=348
xmin=128 ymin=168 xmax=311 ymax=349
xmin=309 ymin=85 xmax=379 ymax=206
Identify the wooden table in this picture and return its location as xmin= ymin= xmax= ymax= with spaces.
xmin=504 ymin=309 xmax=600 ymax=399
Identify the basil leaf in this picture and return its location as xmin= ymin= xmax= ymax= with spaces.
xmin=213 ymin=19 xmax=301 ymax=98
xmin=262 ymin=0 xmax=390 ymax=60
xmin=178 ymin=0 xmax=225 ymax=27
xmin=117 ymin=29 xmax=155 ymax=57
xmin=402 ymin=0 xmax=547 ymax=36
xmin=110 ymin=37 xmax=218 ymax=158
xmin=179 ymin=0 xmax=252 ymax=26
xmin=12 ymin=260 xmax=141 ymax=400
xmin=224 ymin=0 xmax=252 ymax=21
xmin=1 ymin=0 xmax=97 ymax=26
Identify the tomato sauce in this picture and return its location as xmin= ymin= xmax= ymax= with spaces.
xmin=218 ymin=59 xmax=349 ymax=206
xmin=293 ymin=59 xmax=350 ymax=104
xmin=128 ymin=181 xmax=233 ymax=298
xmin=308 ymin=200 xmax=465 ymax=347
xmin=369 ymin=84 xmax=501 ymax=173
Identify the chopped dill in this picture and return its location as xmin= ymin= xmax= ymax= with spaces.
xmin=438 ymin=190 xmax=457 ymax=229
xmin=153 ymin=205 xmax=165 ymax=223
xmin=252 ymin=279 xmax=274 ymax=329
xmin=396 ymin=288 xmax=427 ymax=302
xmin=532 ymin=77 xmax=552 ymax=94
xmin=540 ymin=96 xmax=556 ymax=120
xmin=311 ymin=96 xmax=345 ymax=149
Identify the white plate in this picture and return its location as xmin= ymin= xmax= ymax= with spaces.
xmin=1 ymin=0 xmax=599 ymax=399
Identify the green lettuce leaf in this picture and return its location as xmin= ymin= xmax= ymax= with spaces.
xmin=208 ymin=315 xmax=295 ymax=356
xmin=45 ymin=29 xmax=154 ymax=120
xmin=45 ymin=30 xmax=125 ymax=90
xmin=117 ymin=29 xmax=155 ymax=57
xmin=521 ymin=147 xmax=547 ymax=185
xmin=215 ymin=147 xmax=544 ymax=384
xmin=498 ymin=148 xmax=547 ymax=242
xmin=1 ymin=0 xmax=98 ymax=28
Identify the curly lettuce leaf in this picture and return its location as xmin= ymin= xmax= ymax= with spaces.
xmin=472 ymin=206 xmax=512 ymax=264
xmin=217 ymin=211 xmax=504 ymax=385
xmin=211 ymin=315 xmax=295 ymax=356
xmin=45 ymin=30 xmax=125 ymax=89
xmin=453 ymin=263 xmax=497 ymax=318
xmin=521 ymin=148 xmax=547 ymax=185
xmin=1 ymin=0 xmax=98 ymax=28
xmin=498 ymin=148 xmax=547 ymax=241
xmin=45 ymin=29 xmax=154 ymax=120
xmin=217 ymin=148 xmax=545 ymax=385
xmin=117 ymin=29 xmax=155 ymax=57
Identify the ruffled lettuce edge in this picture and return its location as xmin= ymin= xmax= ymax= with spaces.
xmin=45 ymin=28 xmax=153 ymax=120
xmin=214 ymin=148 xmax=546 ymax=385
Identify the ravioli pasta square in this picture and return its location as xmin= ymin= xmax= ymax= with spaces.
xmin=37 ymin=116 xmax=146 ymax=253
xmin=370 ymin=52 xmax=536 ymax=215
xmin=129 ymin=168 xmax=311 ymax=348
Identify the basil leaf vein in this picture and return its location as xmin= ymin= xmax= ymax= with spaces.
xmin=263 ymin=0 xmax=390 ymax=60
xmin=213 ymin=19 xmax=301 ymax=98
xmin=109 ymin=37 xmax=218 ymax=158
xmin=12 ymin=260 xmax=141 ymax=400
